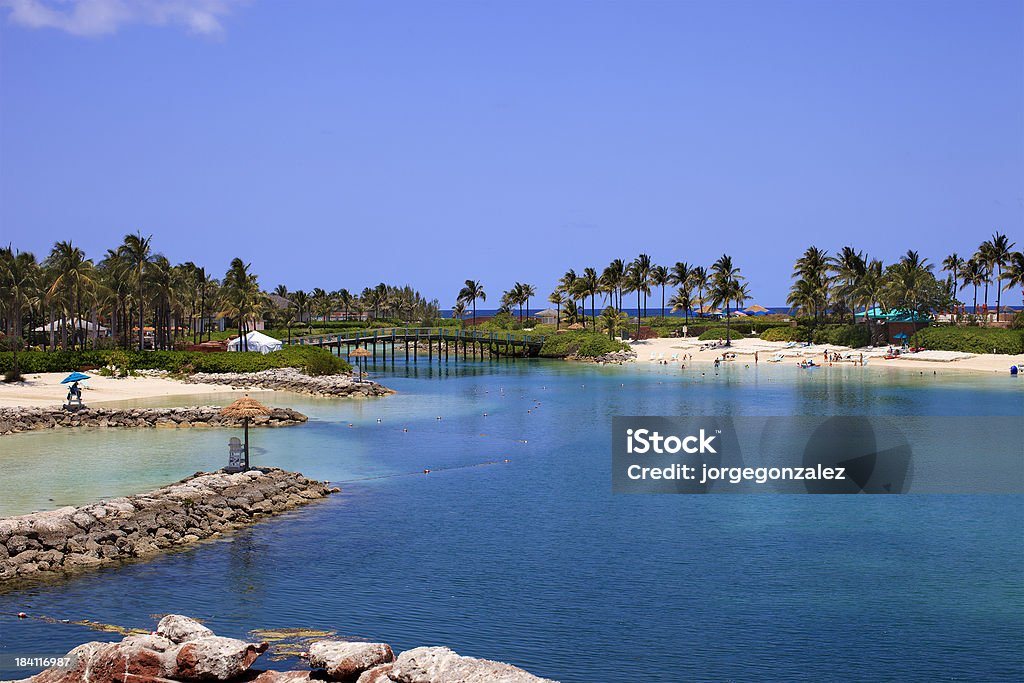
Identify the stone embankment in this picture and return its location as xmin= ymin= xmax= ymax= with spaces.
xmin=186 ymin=368 xmax=394 ymax=397
xmin=23 ymin=615 xmax=557 ymax=683
xmin=570 ymin=349 xmax=637 ymax=364
xmin=0 ymin=469 xmax=334 ymax=584
xmin=0 ymin=406 xmax=307 ymax=436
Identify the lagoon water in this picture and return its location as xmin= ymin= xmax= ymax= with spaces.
xmin=0 ymin=361 xmax=1021 ymax=681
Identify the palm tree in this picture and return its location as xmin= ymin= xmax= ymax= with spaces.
xmin=457 ymin=280 xmax=486 ymax=328
xmin=649 ymin=265 xmax=669 ymax=319
xmin=792 ymin=246 xmax=830 ymax=325
xmin=668 ymin=289 xmax=693 ymax=325
xmin=690 ymin=266 xmax=709 ymax=317
xmin=0 ymin=247 xmax=40 ymax=377
xmin=975 ymin=239 xmax=996 ymax=313
xmin=451 ymin=301 xmax=467 ymax=321
xmin=632 ymin=254 xmax=653 ymax=318
xmin=855 ymin=258 xmax=886 ymax=340
xmin=830 ymin=246 xmax=866 ymax=323
xmin=960 ymin=258 xmax=984 ymax=317
xmin=669 ymin=262 xmax=693 ymax=321
xmin=599 ymin=306 xmax=629 ymax=340
xmin=942 ymin=252 xmax=966 ymax=320
xmin=710 ymin=254 xmax=746 ymax=345
xmin=46 ymin=241 xmax=96 ymax=350
xmin=884 ymin=251 xmax=937 ymax=347
xmin=221 ymin=258 xmax=262 ymax=350
xmin=600 ymin=259 xmax=627 ymax=310
xmin=987 ymin=232 xmax=1016 ymax=320
xmin=575 ymin=267 xmax=600 ymax=332
xmin=560 ymin=270 xmax=579 ymax=326
xmin=624 ymin=263 xmax=645 ymax=336
xmin=547 ymin=290 xmax=563 ymax=330
xmin=291 ymin=290 xmax=310 ymax=332
xmin=118 ymin=232 xmax=153 ymax=351
xmin=1000 ymin=251 xmax=1024 ymax=307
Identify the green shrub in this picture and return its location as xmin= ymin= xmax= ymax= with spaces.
xmin=1010 ymin=311 xmax=1024 ymax=330
xmin=303 ymin=351 xmax=347 ymax=376
xmin=4 ymin=367 xmax=23 ymax=383
xmin=913 ymin=327 xmax=1023 ymax=354
xmin=760 ymin=327 xmax=808 ymax=342
xmin=812 ymin=324 xmax=870 ymax=348
xmin=539 ymin=331 xmax=629 ymax=358
xmin=697 ymin=327 xmax=740 ymax=341
xmin=0 ymin=347 xmax=352 ymax=376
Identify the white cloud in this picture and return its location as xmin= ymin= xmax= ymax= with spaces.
xmin=1 ymin=0 xmax=248 ymax=36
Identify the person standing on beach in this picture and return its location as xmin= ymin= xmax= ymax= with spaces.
xmin=755 ymin=351 xmax=758 ymax=364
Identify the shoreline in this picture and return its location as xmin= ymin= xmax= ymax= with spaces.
xmin=0 ymin=369 xmax=394 ymax=409
xmin=628 ymin=337 xmax=1024 ymax=375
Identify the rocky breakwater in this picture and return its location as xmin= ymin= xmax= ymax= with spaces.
xmin=187 ymin=368 xmax=394 ymax=398
xmin=0 ymin=469 xmax=334 ymax=584
xmin=570 ymin=349 xmax=637 ymax=364
xmin=24 ymin=615 xmax=558 ymax=683
xmin=0 ymin=406 xmax=307 ymax=436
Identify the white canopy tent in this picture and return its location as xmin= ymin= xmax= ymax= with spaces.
xmin=227 ymin=330 xmax=283 ymax=354
xmin=34 ymin=319 xmax=108 ymax=333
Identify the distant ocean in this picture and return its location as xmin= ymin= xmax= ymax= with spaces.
xmin=441 ymin=306 xmax=1022 ymax=318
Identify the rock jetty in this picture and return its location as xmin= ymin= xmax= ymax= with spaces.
xmin=22 ymin=615 xmax=557 ymax=682
xmin=570 ymin=349 xmax=637 ymax=364
xmin=0 ymin=469 xmax=334 ymax=584
xmin=186 ymin=368 xmax=394 ymax=397
xmin=0 ymin=406 xmax=307 ymax=436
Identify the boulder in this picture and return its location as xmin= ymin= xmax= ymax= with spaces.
xmin=390 ymin=646 xmax=556 ymax=683
xmin=174 ymin=636 xmax=268 ymax=680
xmin=307 ymin=641 xmax=394 ymax=680
xmin=157 ymin=614 xmax=215 ymax=643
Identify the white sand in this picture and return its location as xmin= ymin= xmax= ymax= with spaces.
xmin=629 ymin=336 xmax=1024 ymax=375
xmin=0 ymin=373 xmax=249 ymax=408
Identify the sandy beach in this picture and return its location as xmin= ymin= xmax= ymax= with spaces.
xmin=0 ymin=372 xmax=249 ymax=408
xmin=629 ymin=336 xmax=1024 ymax=375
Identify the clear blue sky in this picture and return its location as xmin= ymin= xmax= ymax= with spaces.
xmin=1 ymin=0 xmax=1021 ymax=306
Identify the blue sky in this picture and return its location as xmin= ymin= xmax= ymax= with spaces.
xmin=1 ymin=0 xmax=1021 ymax=306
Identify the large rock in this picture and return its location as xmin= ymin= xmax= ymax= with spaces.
xmin=307 ymin=641 xmax=393 ymax=680
xmin=157 ymin=614 xmax=215 ymax=643
xmin=390 ymin=647 xmax=556 ymax=683
xmin=174 ymin=636 xmax=268 ymax=680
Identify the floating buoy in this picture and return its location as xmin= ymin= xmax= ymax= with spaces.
xmin=17 ymin=612 xmax=27 ymax=619
xmin=423 ymin=469 xmax=431 ymax=474
xmin=483 ymin=412 xmax=488 ymax=416
xmin=436 ymin=416 xmax=442 ymax=420
xmin=402 ymin=427 xmax=409 ymax=432
xmin=348 ymin=423 xmax=354 ymax=428
xmin=376 ymin=418 xmax=382 ymax=423
xmin=503 ymin=459 xmax=511 ymax=463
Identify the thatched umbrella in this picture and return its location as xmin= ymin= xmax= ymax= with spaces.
xmin=744 ymin=304 xmax=769 ymax=313
xmin=567 ymin=322 xmax=585 ymax=330
xmin=348 ymin=346 xmax=372 ymax=382
xmin=220 ymin=395 xmax=272 ymax=470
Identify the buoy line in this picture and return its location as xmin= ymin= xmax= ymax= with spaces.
xmin=332 ymin=458 xmax=513 ymax=484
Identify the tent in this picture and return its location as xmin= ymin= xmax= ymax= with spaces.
xmin=34 ymin=319 xmax=108 ymax=333
xmin=227 ymin=330 xmax=283 ymax=354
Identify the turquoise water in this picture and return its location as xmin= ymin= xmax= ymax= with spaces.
xmin=0 ymin=361 xmax=1021 ymax=681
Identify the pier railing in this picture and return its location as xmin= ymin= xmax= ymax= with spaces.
xmin=285 ymin=327 xmax=546 ymax=350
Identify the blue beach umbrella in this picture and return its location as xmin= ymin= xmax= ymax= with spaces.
xmin=893 ymin=333 xmax=909 ymax=340
xmin=61 ymin=372 xmax=91 ymax=383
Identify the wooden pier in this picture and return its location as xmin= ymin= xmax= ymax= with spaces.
xmin=285 ymin=327 xmax=546 ymax=362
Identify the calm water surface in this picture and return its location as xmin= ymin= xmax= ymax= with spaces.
xmin=0 ymin=360 xmax=1021 ymax=682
